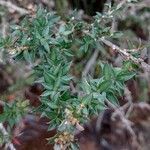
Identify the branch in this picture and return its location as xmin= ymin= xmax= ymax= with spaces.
xmin=0 ymin=0 xmax=29 ymax=15
xmin=82 ymin=49 xmax=99 ymax=77
xmin=101 ymin=38 xmax=150 ymax=72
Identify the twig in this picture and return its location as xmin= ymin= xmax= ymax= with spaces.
xmin=41 ymin=0 xmax=55 ymax=9
xmin=0 ymin=123 xmax=16 ymax=150
xmin=124 ymin=86 xmax=132 ymax=103
xmin=82 ymin=50 xmax=99 ymax=77
xmin=0 ymin=0 xmax=29 ymax=15
xmin=69 ymin=81 xmax=77 ymax=94
xmin=101 ymin=38 xmax=150 ymax=72
xmin=111 ymin=18 xmax=117 ymax=32
xmin=1 ymin=17 xmax=7 ymax=38
xmin=104 ymin=99 xmax=117 ymax=110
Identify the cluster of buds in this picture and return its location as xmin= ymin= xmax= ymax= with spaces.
xmin=65 ymin=109 xmax=84 ymax=131
xmin=68 ymin=115 xmax=78 ymax=126
xmin=77 ymin=103 xmax=85 ymax=114
xmin=16 ymin=100 xmax=29 ymax=112
xmin=54 ymin=131 xmax=74 ymax=145
xmin=8 ymin=46 xmax=28 ymax=55
xmin=65 ymin=109 xmax=79 ymax=125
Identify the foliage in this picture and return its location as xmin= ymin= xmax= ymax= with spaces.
xmin=0 ymin=1 xmax=144 ymax=149
xmin=0 ymin=100 xmax=29 ymax=128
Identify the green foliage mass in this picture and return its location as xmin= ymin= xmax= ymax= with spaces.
xmin=0 ymin=1 xmax=140 ymax=148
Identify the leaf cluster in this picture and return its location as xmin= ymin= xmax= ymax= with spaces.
xmin=0 ymin=1 xmax=140 ymax=149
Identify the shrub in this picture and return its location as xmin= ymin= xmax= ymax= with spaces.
xmin=0 ymin=0 xmax=149 ymax=149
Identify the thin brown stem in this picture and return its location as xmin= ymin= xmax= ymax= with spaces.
xmin=101 ymin=38 xmax=150 ymax=72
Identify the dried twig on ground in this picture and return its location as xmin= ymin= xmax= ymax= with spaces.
xmin=0 ymin=0 xmax=29 ymax=15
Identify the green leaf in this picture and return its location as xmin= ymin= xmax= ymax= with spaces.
xmin=62 ymin=30 xmax=73 ymax=36
xmin=103 ymin=64 xmax=114 ymax=80
xmin=23 ymin=50 xmax=31 ymax=62
xmin=46 ymin=102 xmax=58 ymax=109
xmin=98 ymin=80 xmax=112 ymax=92
xmin=43 ymin=71 xmax=55 ymax=84
xmin=48 ymin=120 xmax=57 ymax=131
xmin=70 ymin=143 xmax=79 ymax=150
xmin=112 ymin=32 xmax=123 ymax=38
xmin=40 ymin=38 xmax=50 ymax=52
xmin=0 ymin=114 xmax=6 ymax=123
xmin=82 ymin=108 xmax=89 ymax=115
xmin=107 ymin=92 xmax=119 ymax=105
xmin=82 ymin=78 xmax=91 ymax=94
xmin=79 ymin=44 xmax=89 ymax=53
xmin=117 ymin=71 xmax=136 ymax=81
xmin=41 ymin=91 xmax=52 ymax=97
